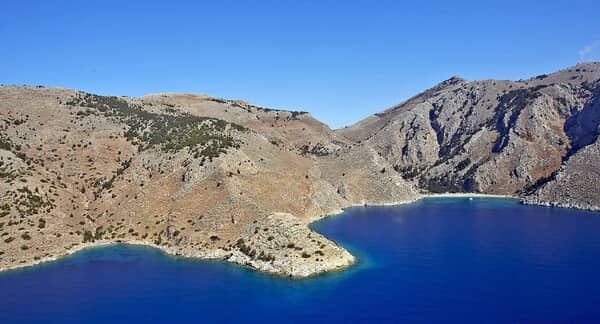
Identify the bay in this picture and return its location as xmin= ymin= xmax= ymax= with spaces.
xmin=1 ymin=198 xmax=600 ymax=323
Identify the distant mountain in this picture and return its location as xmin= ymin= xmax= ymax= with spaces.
xmin=338 ymin=62 xmax=600 ymax=209
xmin=1 ymin=62 xmax=598 ymax=276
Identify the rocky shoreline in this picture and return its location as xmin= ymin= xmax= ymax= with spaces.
xmin=4 ymin=193 xmax=587 ymax=278
xmin=522 ymin=198 xmax=600 ymax=212
xmin=0 ymin=195 xmax=432 ymax=276
xmin=0 ymin=212 xmax=358 ymax=278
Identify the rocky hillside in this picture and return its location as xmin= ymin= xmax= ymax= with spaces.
xmin=0 ymin=86 xmax=416 ymax=276
xmin=339 ymin=62 xmax=600 ymax=211
xmin=1 ymin=62 xmax=599 ymax=276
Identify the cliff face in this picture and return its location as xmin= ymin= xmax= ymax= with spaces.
xmin=1 ymin=62 xmax=599 ymax=276
xmin=338 ymin=62 xmax=600 ymax=210
xmin=0 ymin=86 xmax=416 ymax=276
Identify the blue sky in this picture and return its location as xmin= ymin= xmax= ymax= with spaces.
xmin=1 ymin=0 xmax=599 ymax=128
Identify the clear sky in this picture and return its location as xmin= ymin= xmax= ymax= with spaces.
xmin=1 ymin=0 xmax=599 ymax=128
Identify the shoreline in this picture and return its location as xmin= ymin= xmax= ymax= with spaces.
xmin=0 ymin=193 xmax=557 ymax=277
xmin=420 ymin=193 xmax=517 ymax=199
xmin=334 ymin=193 xmax=519 ymax=212
xmin=0 ymin=240 xmax=169 ymax=274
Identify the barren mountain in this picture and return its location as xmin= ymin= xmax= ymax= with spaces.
xmin=0 ymin=86 xmax=416 ymax=276
xmin=339 ymin=62 xmax=600 ymax=209
xmin=1 ymin=62 xmax=599 ymax=277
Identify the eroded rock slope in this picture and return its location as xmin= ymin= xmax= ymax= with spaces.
xmin=339 ymin=62 xmax=600 ymax=209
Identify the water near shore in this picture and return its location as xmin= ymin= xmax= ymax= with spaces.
xmin=2 ymin=197 xmax=600 ymax=323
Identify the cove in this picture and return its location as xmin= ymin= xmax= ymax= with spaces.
xmin=1 ymin=197 xmax=600 ymax=323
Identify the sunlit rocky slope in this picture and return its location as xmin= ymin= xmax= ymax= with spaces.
xmin=0 ymin=86 xmax=416 ymax=276
xmin=1 ymin=62 xmax=598 ymax=276
xmin=339 ymin=62 xmax=600 ymax=209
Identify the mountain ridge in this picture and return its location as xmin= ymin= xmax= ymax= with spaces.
xmin=338 ymin=61 xmax=600 ymax=199
xmin=0 ymin=62 xmax=599 ymax=277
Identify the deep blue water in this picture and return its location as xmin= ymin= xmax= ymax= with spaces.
xmin=2 ymin=198 xmax=600 ymax=323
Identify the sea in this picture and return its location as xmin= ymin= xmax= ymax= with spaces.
xmin=1 ymin=197 xmax=600 ymax=323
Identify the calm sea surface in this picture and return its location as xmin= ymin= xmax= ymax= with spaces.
xmin=2 ymin=198 xmax=600 ymax=323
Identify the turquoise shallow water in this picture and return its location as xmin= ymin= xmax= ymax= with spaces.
xmin=1 ymin=197 xmax=600 ymax=323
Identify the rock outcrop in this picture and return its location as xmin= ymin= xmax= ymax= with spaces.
xmin=226 ymin=212 xmax=354 ymax=277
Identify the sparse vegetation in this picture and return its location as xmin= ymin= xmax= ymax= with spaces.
xmin=13 ymin=187 xmax=55 ymax=216
xmin=66 ymin=93 xmax=247 ymax=158
xmin=300 ymin=143 xmax=329 ymax=156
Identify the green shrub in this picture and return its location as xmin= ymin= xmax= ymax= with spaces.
xmin=82 ymin=230 xmax=94 ymax=243
xmin=94 ymin=226 xmax=104 ymax=240
xmin=300 ymin=143 xmax=329 ymax=156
